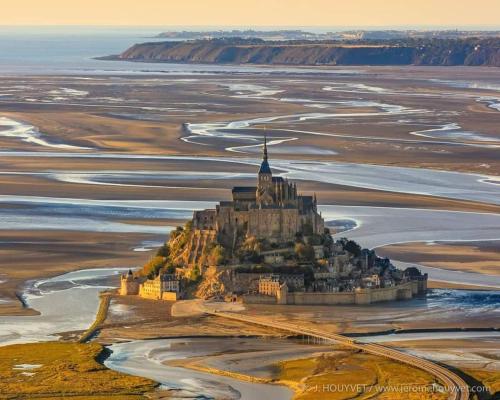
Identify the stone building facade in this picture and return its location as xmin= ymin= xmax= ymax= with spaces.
xmin=139 ymin=274 xmax=180 ymax=300
xmin=192 ymin=137 xmax=325 ymax=249
xmin=258 ymin=275 xmax=282 ymax=296
xmin=258 ymin=275 xmax=288 ymax=305
xmin=120 ymin=272 xmax=180 ymax=301
xmin=119 ymin=269 xmax=140 ymax=295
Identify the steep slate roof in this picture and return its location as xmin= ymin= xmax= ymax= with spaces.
xmin=301 ymin=195 xmax=314 ymax=209
xmin=258 ymin=135 xmax=272 ymax=174
xmin=232 ymin=186 xmax=257 ymax=193
xmin=258 ymin=159 xmax=272 ymax=174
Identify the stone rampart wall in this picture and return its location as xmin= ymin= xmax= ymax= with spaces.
xmin=245 ymin=281 xmax=420 ymax=305
xmin=161 ymin=291 xmax=179 ymax=301
xmin=241 ymin=294 xmax=277 ymax=304
xmin=287 ymin=291 xmax=355 ymax=305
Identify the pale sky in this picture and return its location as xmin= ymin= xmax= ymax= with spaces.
xmin=1 ymin=0 xmax=499 ymax=27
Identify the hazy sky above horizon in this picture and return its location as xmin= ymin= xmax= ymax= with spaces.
xmin=1 ymin=0 xmax=499 ymax=27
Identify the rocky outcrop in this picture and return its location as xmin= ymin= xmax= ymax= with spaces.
xmin=108 ymin=38 xmax=500 ymax=66
xmin=168 ymin=226 xmax=217 ymax=269
xmin=186 ymin=230 xmax=217 ymax=267
xmin=195 ymin=266 xmax=234 ymax=299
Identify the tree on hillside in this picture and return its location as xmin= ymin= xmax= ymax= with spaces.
xmin=208 ymin=244 xmax=227 ymax=266
xmin=295 ymin=242 xmax=315 ymax=261
xmin=141 ymin=256 xmax=166 ymax=279
xmin=156 ymin=244 xmax=170 ymax=257
xmin=344 ymin=240 xmax=361 ymax=257
xmin=164 ymin=262 xmax=177 ymax=274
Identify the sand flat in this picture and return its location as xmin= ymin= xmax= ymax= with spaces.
xmin=0 ymin=70 xmax=499 ymax=174
xmin=378 ymin=241 xmax=500 ymax=276
xmin=0 ymin=230 xmax=160 ymax=315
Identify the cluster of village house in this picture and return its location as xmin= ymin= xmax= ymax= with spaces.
xmin=120 ymin=236 xmax=427 ymax=305
xmin=253 ymin=238 xmax=427 ymax=305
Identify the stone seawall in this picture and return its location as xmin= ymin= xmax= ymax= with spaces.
xmin=161 ymin=291 xmax=179 ymax=301
xmin=241 ymin=294 xmax=277 ymax=304
xmin=78 ymin=291 xmax=112 ymax=343
xmin=287 ymin=291 xmax=356 ymax=305
xmin=244 ymin=281 xmax=422 ymax=305
xmin=288 ymin=281 xmax=417 ymax=305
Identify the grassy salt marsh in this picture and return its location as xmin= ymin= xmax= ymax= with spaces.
xmin=0 ymin=342 xmax=157 ymax=399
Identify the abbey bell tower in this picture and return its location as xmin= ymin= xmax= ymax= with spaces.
xmin=201 ymin=133 xmax=324 ymax=246
xmin=256 ymin=136 xmax=274 ymax=206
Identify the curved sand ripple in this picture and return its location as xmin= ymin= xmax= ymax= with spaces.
xmin=0 ymin=153 xmax=498 ymax=205
xmin=0 ymin=117 xmax=92 ymax=150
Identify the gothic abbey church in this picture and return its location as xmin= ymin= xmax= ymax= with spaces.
xmin=193 ymin=138 xmax=325 ymax=247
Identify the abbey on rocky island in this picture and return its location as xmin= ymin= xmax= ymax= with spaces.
xmin=193 ymin=137 xmax=325 ymax=248
xmin=121 ymin=136 xmax=427 ymax=305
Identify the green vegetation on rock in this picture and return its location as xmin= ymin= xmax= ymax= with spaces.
xmin=208 ymin=244 xmax=228 ymax=266
xmin=294 ymin=242 xmax=315 ymax=262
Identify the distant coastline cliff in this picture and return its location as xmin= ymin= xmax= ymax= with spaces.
xmin=105 ymin=38 xmax=500 ymax=67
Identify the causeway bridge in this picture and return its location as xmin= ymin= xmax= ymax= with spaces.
xmin=209 ymin=310 xmax=470 ymax=400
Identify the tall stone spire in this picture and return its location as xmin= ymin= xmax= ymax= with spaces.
xmin=263 ymin=134 xmax=268 ymax=161
xmin=258 ymin=134 xmax=271 ymax=174
xmin=257 ymin=133 xmax=273 ymax=206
